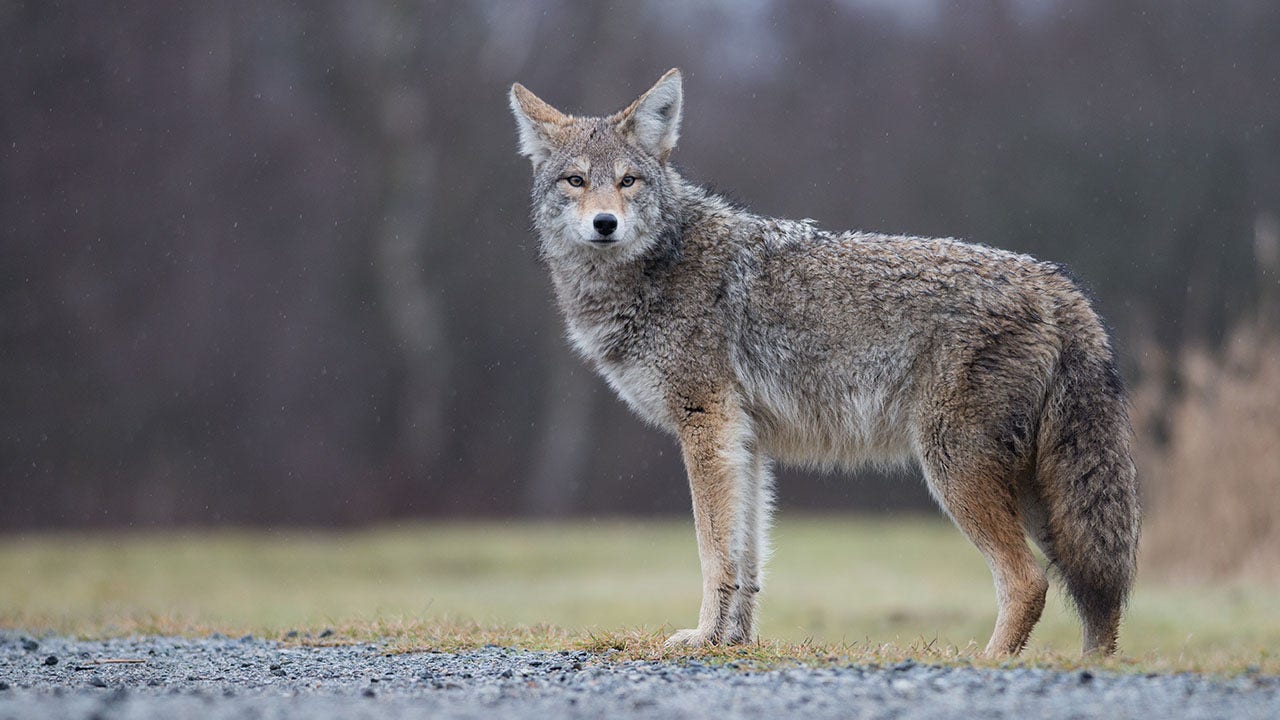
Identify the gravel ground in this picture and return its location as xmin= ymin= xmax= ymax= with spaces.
xmin=1 ymin=633 xmax=1277 ymax=719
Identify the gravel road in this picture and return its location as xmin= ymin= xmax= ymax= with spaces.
xmin=1 ymin=633 xmax=1276 ymax=719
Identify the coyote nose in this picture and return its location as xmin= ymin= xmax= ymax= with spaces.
xmin=593 ymin=213 xmax=618 ymax=237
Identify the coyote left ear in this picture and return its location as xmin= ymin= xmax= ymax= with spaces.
xmin=615 ymin=68 xmax=683 ymax=162
xmin=509 ymin=82 xmax=569 ymax=169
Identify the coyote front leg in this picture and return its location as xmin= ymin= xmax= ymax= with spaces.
xmin=724 ymin=451 xmax=772 ymax=644
xmin=666 ymin=397 xmax=753 ymax=648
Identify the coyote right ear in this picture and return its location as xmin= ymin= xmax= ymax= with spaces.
xmin=509 ymin=83 xmax=568 ymax=169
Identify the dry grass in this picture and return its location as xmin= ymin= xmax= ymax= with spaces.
xmin=1135 ymin=323 xmax=1280 ymax=582
xmin=1 ymin=517 xmax=1277 ymax=675
xmin=41 ymin=615 xmax=1266 ymax=676
xmin=326 ymin=621 xmax=1275 ymax=677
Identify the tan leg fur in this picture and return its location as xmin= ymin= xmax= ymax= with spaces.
xmin=665 ymin=395 xmax=754 ymax=647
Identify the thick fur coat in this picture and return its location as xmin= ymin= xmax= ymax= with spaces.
xmin=510 ymin=69 xmax=1140 ymax=656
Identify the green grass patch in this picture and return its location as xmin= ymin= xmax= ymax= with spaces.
xmin=0 ymin=516 xmax=1275 ymax=674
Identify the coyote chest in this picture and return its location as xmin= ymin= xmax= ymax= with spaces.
xmin=562 ymin=307 xmax=677 ymax=428
xmin=599 ymin=356 xmax=672 ymax=427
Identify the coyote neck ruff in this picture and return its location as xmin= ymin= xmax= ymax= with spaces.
xmin=511 ymin=69 xmax=1140 ymax=658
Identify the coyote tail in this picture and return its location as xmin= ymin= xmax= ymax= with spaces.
xmin=1036 ymin=304 xmax=1140 ymax=654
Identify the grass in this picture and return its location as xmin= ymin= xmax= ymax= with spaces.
xmin=1 ymin=515 xmax=1276 ymax=675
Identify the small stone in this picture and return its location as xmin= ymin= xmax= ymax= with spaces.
xmin=89 ymin=676 xmax=108 ymax=688
xmin=271 ymin=669 xmax=286 ymax=677
xmin=1079 ymin=670 xmax=1094 ymax=684
xmin=43 ymin=655 xmax=59 ymax=666
xmin=21 ymin=639 xmax=39 ymax=652
xmin=318 ymin=629 xmax=334 ymax=638
xmin=269 ymin=664 xmax=281 ymax=671
xmin=239 ymin=634 xmax=254 ymax=643
xmin=893 ymin=659 xmax=917 ymax=672
xmin=0 ymin=681 xmax=10 ymax=690
xmin=284 ymin=630 xmax=299 ymax=639
xmin=892 ymin=679 xmax=917 ymax=693
xmin=499 ymin=669 xmax=513 ymax=679
xmin=362 ymin=688 xmax=376 ymax=698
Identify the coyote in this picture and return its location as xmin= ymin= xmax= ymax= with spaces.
xmin=509 ymin=69 xmax=1139 ymax=656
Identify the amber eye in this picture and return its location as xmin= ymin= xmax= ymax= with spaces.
xmin=563 ymin=175 xmax=585 ymax=187
xmin=619 ymin=175 xmax=637 ymax=188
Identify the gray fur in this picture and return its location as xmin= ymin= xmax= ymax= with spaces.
xmin=510 ymin=69 xmax=1140 ymax=656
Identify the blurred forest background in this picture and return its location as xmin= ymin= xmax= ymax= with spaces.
xmin=2 ymin=0 xmax=1277 ymax=575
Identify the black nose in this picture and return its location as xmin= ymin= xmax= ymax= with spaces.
xmin=593 ymin=213 xmax=618 ymax=237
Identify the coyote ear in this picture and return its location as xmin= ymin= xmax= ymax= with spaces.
xmin=615 ymin=68 xmax=683 ymax=162
xmin=509 ymin=83 xmax=568 ymax=168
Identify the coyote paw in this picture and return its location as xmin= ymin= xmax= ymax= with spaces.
xmin=721 ymin=625 xmax=755 ymax=646
xmin=664 ymin=628 xmax=715 ymax=648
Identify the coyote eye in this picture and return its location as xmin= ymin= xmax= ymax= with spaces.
xmin=619 ymin=175 xmax=637 ymax=188
xmin=563 ymin=175 xmax=585 ymax=187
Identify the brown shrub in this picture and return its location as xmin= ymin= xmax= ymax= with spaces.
xmin=1135 ymin=324 xmax=1280 ymax=582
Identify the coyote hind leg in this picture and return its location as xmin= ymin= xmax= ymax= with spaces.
xmin=921 ymin=428 xmax=1047 ymax=656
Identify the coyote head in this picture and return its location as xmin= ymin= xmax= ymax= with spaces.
xmin=509 ymin=69 xmax=683 ymax=261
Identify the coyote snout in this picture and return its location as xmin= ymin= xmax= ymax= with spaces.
xmin=592 ymin=213 xmax=618 ymax=239
xmin=510 ymin=69 xmax=1140 ymax=658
